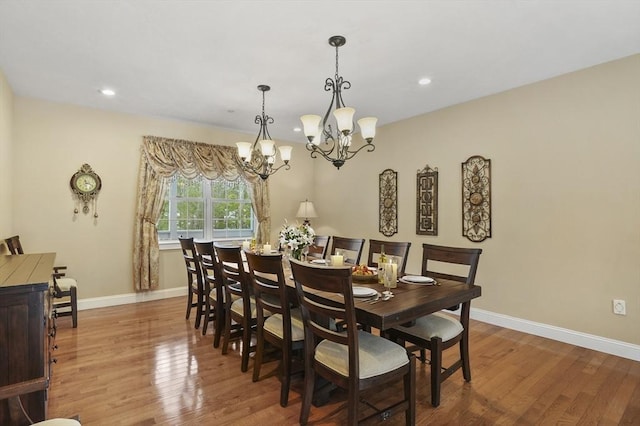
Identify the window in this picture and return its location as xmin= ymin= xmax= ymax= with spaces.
xmin=157 ymin=176 xmax=255 ymax=241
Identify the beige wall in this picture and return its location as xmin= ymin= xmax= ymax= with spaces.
xmin=6 ymin=54 xmax=639 ymax=346
xmin=0 ymin=70 xmax=13 ymax=242
xmin=11 ymin=98 xmax=315 ymax=298
xmin=314 ymin=54 xmax=640 ymax=345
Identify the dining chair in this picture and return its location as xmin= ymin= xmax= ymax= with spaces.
xmin=214 ymin=243 xmax=257 ymax=372
xmin=245 ymin=251 xmax=304 ymax=407
xmin=290 ymin=259 xmax=415 ymax=425
xmin=0 ymin=376 xmax=81 ymax=425
xmin=194 ymin=241 xmax=223 ymax=341
xmin=179 ymin=237 xmax=206 ymax=330
xmin=366 ymin=239 xmax=412 ymax=277
xmin=329 ymin=236 xmax=365 ymax=264
xmin=388 ymin=243 xmax=482 ymax=407
xmin=4 ymin=235 xmax=79 ymax=328
xmin=308 ymin=235 xmax=330 ymax=260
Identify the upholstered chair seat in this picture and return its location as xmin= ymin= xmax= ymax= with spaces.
xmin=393 ymin=312 xmax=464 ymax=343
xmin=263 ymin=308 xmax=305 ymax=341
xmin=316 ymin=330 xmax=409 ymax=379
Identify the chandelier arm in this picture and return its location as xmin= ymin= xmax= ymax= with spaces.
xmin=342 ymin=142 xmax=376 ymax=161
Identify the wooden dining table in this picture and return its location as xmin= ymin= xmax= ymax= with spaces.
xmin=283 ymin=261 xmax=482 ymax=332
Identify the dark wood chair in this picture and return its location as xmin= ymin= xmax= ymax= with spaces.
xmin=194 ymin=241 xmax=223 ymax=341
xmin=0 ymin=377 xmax=81 ymax=425
xmin=245 ymin=251 xmax=304 ymax=407
xmin=329 ymin=236 xmax=365 ymax=264
xmin=290 ymin=259 xmax=415 ymax=425
xmin=388 ymin=243 xmax=482 ymax=407
xmin=366 ymin=239 xmax=412 ymax=277
xmin=214 ymin=243 xmax=257 ymax=373
xmin=307 ymin=235 xmax=330 ymax=260
xmin=4 ymin=235 xmax=78 ymax=328
xmin=179 ymin=237 xmax=206 ymax=330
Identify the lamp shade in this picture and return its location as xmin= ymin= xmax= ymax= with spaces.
xmin=296 ymin=200 xmax=318 ymax=219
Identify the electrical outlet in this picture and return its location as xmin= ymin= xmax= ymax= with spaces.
xmin=613 ymin=299 xmax=626 ymax=315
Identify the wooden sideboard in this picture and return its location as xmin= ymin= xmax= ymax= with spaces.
xmin=0 ymin=253 xmax=56 ymax=425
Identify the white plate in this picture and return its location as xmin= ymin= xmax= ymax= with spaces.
xmin=401 ymin=275 xmax=436 ymax=284
xmin=311 ymin=259 xmax=327 ymax=264
xmin=352 ymin=286 xmax=378 ymax=298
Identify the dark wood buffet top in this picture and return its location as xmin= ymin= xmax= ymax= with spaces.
xmin=0 ymin=253 xmax=56 ymax=292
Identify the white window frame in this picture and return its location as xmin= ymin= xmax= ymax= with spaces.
xmin=157 ymin=176 xmax=255 ymax=249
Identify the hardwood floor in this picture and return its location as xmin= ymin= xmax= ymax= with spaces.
xmin=48 ymin=297 xmax=640 ymax=425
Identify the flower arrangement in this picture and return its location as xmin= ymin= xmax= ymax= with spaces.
xmin=278 ymin=221 xmax=315 ymax=260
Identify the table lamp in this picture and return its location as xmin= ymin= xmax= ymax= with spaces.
xmin=296 ymin=199 xmax=318 ymax=226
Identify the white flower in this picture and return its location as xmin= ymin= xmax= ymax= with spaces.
xmin=278 ymin=221 xmax=316 ymax=253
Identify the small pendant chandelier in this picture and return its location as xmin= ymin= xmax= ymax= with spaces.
xmin=236 ymin=85 xmax=292 ymax=180
xmin=300 ymin=35 xmax=377 ymax=169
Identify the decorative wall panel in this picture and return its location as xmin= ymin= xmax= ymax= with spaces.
xmin=416 ymin=165 xmax=438 ymax=236
xmin=462 ymin=155 xmax=491 ymax=242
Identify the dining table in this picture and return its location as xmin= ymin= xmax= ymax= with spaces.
xmin=283 ymin=260 xmax=482 ymax=332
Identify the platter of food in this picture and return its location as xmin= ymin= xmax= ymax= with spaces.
xmin=351 ymin=264 xmax=378 ymax=282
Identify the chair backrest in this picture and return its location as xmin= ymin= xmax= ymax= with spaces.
xmin=194 ymin=241 xmax=222 ymax=300
xmin=4 ymin=235 xmax=24 ymax=255
xmin=308 ymin=235 xmax=331 ymax=259
xmin=421 ymin=244 xmax=482 ymax=285
xmin=213 ymin=243 xmax=252 ymax=309
xmin=245 ymin=251 xmax=289 ymax=332
xmin=179 ymin=237 xmax=203 ymax=288
xmin=290 ymin=260 xmax=359 ymax=375
xmin=330 ymin=236 xmax=365 ymax=264
xmin=367 ymin=239 xmax=412 ymax=277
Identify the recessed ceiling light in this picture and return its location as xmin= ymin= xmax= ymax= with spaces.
xmin=418 ymin=77 xmax=432 ymax=86
xmin=293 ymin=127 xmax=301 ymax=132
xmin=99 ymin=88 xmax=116 ymax=96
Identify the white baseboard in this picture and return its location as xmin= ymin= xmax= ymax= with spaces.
xmin=76 ymin=289 xmax=639 ymax=362
xmin=77 ymin=287 xmax=188 ymax=311
xmin=470 ymin=307 xmax=640 ymax=362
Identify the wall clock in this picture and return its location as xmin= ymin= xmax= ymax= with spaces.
xmin=379 ymin=169 xmax=398 ymax=237
xmin=70 ymin=163 xmax=102 ymax=216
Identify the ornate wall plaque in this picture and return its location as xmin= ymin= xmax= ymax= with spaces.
xmin=462 ymin=155 xmax=491 ymax=242
xmin=379 ymin=169 xmax=398 ymax=237
xmin=416 ymin=165 xmax=438 ymax=235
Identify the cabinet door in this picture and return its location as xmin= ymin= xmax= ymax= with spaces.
xmin=0 ymin=290 xmax=47 ymax=424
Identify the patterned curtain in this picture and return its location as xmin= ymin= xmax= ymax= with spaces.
xmin=133 ymin=135 xmax=270 ymax=291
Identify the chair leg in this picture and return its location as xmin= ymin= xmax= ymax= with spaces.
xmin=201 ymin=298 xmax=210 ymax=336
xmin=213 ymin=302 xmax=224 ymax=349
xmin=70 ymin=286 xmax=78 ymax=328
xmin=299 ymin=366 xmax=315 ymax=425
xmin=185 ymin=280 xmax=193 ymax=320
xmin=252 ymin=328 xmax=264 ymax=383
xmin=347 ymin=384 xmax=359 ymax=425
xmin=240 ymin=319 xmax=252 ymax=372
xmin=405 ymin=356 xmax=416 ymax=426
xmin=280 ymin=345 xmax=291 ymax=407
xmin=431 ymin=337 xmax=443 ymax=407
xmin=461 ymin=332 xmax=471 ymax=382
xmin=194 ymin=288 xmax=203 ymax=329
xmin=221 ymin=307 xmax=233 ymax=355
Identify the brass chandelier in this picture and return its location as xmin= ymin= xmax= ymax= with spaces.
xmin=300 ymin=35 xmax=377 ymax=169
xmin=236 ymin=85 xmax=292 ymax=180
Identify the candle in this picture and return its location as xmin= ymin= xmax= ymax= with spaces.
xmin=263 ymin=244 xmax=272 ymax=253
xmin=384 ymin=259 xmax=398 ymax=288
xmin=331 ymin=254 xmax=344 ymax=266
xmin=242 ymin=240 xmax=250 ymax=251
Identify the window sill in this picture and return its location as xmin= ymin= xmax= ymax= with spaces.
xmin=158 ymin=238 xmax=245 ymax=251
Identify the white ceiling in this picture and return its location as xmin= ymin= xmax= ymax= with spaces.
xmin=1 ymin=1 xmax=639 ymax=143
